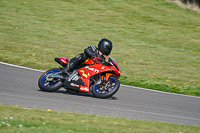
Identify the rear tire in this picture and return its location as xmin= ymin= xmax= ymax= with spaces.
xmin=38 ymin=68 xmax=63 ymax=92
xmin=92 ymin=75 xmax=120 ymax=98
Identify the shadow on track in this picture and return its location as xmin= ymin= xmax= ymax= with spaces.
xmin=38 ymin=89 xmax=118 ymax=100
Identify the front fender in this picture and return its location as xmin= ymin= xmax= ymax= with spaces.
xmin=101 ymin=73 xmax=117 ymax=81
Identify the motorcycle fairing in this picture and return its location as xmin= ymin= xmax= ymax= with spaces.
xmin=63 ymin=82 xmax=80 ymax=91
xmin=54 ymin=57 xmax=120 ymax=93
xmin=64 ymin=76 xmax=87 ymax=91
xmin=77 ymin=64 xmax=114 ymax=92
xmin=104 ymin=55 xmax=121 ymax=78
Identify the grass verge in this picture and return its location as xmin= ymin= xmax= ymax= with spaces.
xmin=0 ymin=104 xmax=200 ymax=133
xmin=0 ymin=0 xmax=200 ymax=96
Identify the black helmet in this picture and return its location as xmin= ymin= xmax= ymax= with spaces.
xmin=98 ymin=38 xmax=113 ymax=56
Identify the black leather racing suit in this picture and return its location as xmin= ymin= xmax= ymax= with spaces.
xmin=66 ymin=46 xmax=105 ymax=72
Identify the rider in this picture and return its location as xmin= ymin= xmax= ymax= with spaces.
xmin=62 ymin=38 xmax=113 ymax=75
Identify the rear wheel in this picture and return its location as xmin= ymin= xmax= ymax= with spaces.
xmin=92 ymin=75 xmax=120 ymax=98
xmin=38 ymin=68 xmax=63 ymax=92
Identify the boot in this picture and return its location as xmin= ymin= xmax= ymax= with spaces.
xmin=62 ymin=57 xmax=77 ymax=76
xmin=61 ymin=65 xmax=70 ymax=76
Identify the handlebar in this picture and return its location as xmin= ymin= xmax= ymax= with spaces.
xmin=92 ymin=56 xmax=102 ymax=64
xmin=92 ymin=56 xmax=113 ymax=66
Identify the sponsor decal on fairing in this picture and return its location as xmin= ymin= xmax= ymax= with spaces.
xmin=70 ymin=83 xmax=79 ymax=87
xmin=80 ymin=86 xmax=89 ymax=92
xmin=101 ymin=66 xmax=105 ymax=69
xmin=85 ymin=66 xmax=99 ymax=73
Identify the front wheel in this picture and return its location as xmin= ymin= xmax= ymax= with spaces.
xmin=38 ymin=68 xmax=63 ymax=92
xmin=92 ymin=75 xmax=120 ymax=98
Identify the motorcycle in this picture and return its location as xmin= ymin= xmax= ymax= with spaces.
xmin=38 ymin=55 xmax=121 ymax=98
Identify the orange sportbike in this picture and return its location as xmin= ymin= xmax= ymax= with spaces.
xmin=38 ymin=56 xmax=121 ymax=98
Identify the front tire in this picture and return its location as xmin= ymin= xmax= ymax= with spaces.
xmin=92 ymin=75 xmax=120 ymax=98
xmin=38 ymin=68 xmax=63 ymax=92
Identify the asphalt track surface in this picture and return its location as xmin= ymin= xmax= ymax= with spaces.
xmin=0 ymin=62 xmax=200 ymax=126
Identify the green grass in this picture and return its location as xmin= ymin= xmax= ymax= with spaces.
xmin=0 ymin=104 xmax=200 ymax=133
xmin=0 ymin=0 xmax=200 ymax=96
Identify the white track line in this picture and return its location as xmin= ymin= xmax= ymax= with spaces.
xmin=0 ymin=61 xmax=45 ymax=72
xmin=120 ymin=84 xmax=200 ymax=99
xmin=0 ymin=61 xmax=199 ymax=99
